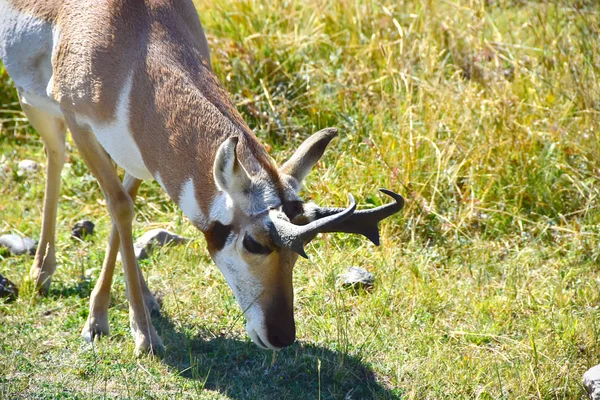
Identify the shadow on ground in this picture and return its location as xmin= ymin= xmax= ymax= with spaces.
xmin=22 ymin=274 xmax=400 ymax=398
xmin=154 ymin=313 xmax=402 ymax=399
xmin=49 ymin=278 xmax=94 ymax=299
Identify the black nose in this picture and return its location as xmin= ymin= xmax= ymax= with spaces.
xmin=266 ymin=321 xmax=296 ymax=348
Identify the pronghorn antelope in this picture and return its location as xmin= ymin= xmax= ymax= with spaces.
xmin=0 ymin=0 xmax=403 ymax=354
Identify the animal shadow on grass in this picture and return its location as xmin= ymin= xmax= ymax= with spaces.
xmin=48 ymin=277 xmax=94 ymax=299
xmin=154 ymin=313 xmax=402 ymax=399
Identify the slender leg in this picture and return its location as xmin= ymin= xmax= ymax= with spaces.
xmin=82 ymin=173 xmax=160 ymax=342
xmin=66 ymin=120 xmax=163 ymax=356
xmin=19 ymin=100 xmax=66 ymax=294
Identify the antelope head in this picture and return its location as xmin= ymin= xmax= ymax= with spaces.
xmin=207 ymin=128 xmax=404 ymax=350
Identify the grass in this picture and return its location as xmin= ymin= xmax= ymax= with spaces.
xmin=1 ymin=0 xmax=600 ymax=398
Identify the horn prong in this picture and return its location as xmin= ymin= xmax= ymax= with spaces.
xmin=268 ymin=189 xmax=404 ymax=257
xmin=269 ymin=194 xmax=356 ymax=257
xmin=294 ymin=188 xmax=404 ymax=246
xmin=379 ymin=188 xmax=405 ymax=210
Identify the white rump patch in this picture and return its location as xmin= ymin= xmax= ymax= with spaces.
xmin=178 ymin=178 xmax=205 ymax=226
xmin=19 ymin=90 xmax=62 ymax=116
xmin=45 ymin=25 xmax=61 ymax=99
xmin=0 ymin=1 xmax=61 ymax=116
xmin=154 ymin=171 xmax=166 ymax=191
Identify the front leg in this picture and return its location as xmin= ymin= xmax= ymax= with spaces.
xmin=82 ymin=173 xmax=161 ymax=342
xmin=67 ymin=120 xmax=163 ymax=356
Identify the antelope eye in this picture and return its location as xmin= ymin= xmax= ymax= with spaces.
xmin=243 ymin=234 xmax=273 ymax=255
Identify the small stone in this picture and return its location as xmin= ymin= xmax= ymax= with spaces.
xmin=0 ymin=274 xmax=18 ymax=302
xmin=0 ymin=155 xmax=11 ymax=176
xmin=503 ymin=66 xmax=514 ymax=81
xmin=134 ymin=228 xmax=189 ymax=260
xmin=17 ymin=159 xmax=38 ymax=176
xmin=0 ymin=234 xmax=37 ymax=256
xmin=0 ymin=164 xmax=10 ymax=175
xmin=71 ymin=220 xmax=95 ymax=239
xmin=339 ymin=266 xmax=375 ymax=290
xmin=584 ymin=364 xmax=600 ymax=399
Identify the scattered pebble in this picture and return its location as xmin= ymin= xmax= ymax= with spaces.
xmin=0 ymin=233 xmax=37 ymax=256
xmin=71 ymin=220 xmax=95 ymax=239
xmin=17 ymin=159 xmax=38 ymax=176
xmin=338 ymin=266 xmax=374 ymax=291
xmin=134 ymin=228 xmax=189 ymax=260
xmin=0 ymin=274 xmax=19 ymax=302
xmin=584 ymin=364 xmax=600 ymax=400
xmin=0 ymin=155 xmax=11 ymax=176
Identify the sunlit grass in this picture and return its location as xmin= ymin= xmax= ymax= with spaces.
xmin=1 ymin=0 xmax=600 ymax=398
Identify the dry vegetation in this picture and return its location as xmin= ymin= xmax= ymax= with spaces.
xmin=1 ymin=0 xmax=600 ymax=398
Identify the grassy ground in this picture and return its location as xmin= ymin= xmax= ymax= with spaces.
xmin=1 ymin=0 xmax=600 ymax=398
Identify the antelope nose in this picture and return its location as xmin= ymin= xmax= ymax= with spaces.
xmin=266 ymin=322 xmax=296 ymax=348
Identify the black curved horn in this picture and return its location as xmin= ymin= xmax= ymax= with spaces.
xmin=269 ymin=194 xmax=357 ymax=258
xmin=303 ymin=189 xmax=404 ymax=246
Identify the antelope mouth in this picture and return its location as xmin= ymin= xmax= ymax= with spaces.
xmin=248 ymin=328 xmax=281 ymax=351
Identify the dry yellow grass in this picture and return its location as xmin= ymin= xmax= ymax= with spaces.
xmin=1 ymin=0 xmax=600 ymax=398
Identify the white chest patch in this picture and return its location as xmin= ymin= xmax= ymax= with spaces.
xmin=178 ymin=178 xmax=206 ymax=227
xmin=76 ymin=73 xmax=153 ymax=180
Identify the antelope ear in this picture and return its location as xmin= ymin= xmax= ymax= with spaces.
xmin=280 ymin=128 xmax=338 ymax=184
xmin=213 ymin=137 xmax=252 ymax=197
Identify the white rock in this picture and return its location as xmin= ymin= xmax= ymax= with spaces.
xmin=134 ymin=228 xmax=189 ymax=260
xmin=0 ymin=233 xmax=37 ymax=256
xmin=0 ymin=155 xmax=10 ymax=176
xmin=17 ymin=159 xmax=38 ymax=176
xmin=338 ymin=266 xmax=375 ymax=290
xmin=583 ymin=364 xmax=600 ymax=399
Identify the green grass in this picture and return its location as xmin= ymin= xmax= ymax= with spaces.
xmin=1 ymin=0 xmax=600 ymax=398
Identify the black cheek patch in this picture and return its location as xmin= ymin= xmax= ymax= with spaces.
xmin=205 ymin=222 xmax=232 ymax=253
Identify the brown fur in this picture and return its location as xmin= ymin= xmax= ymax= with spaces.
xmin=12 ymin=0 xmax=283 ymax=217
xmin=7 ymin=0 xmax=344 ymax=351
xmin=7 ymin=0 xmax=60 ymax=20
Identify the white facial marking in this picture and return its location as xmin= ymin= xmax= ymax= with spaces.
xmin=209 ymin=191 xmax=234 ymax=225
xmin=76 ymin=73 xmax=153 ymax=180
xmin=178 ymin=178 xmax=205 ymax=226
xmin=212 ymin=241 xmax=277 ymax=349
